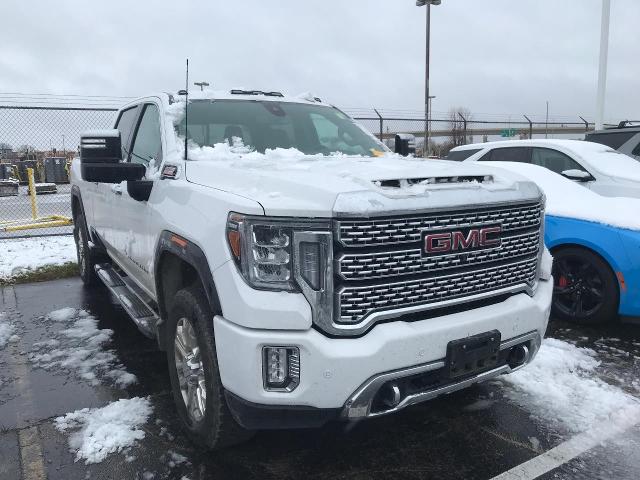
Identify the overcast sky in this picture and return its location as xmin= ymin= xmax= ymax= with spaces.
xmin=1 ymin=0 xmax=638 ymax=122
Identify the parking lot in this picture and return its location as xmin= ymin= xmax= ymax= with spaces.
xmin=0 ymin=185 xmax=73 ymax=238
xmin=1 ymin=277 xmax=639 ymax=480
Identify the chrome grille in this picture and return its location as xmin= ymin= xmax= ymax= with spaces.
xmin=333 ymin=201 xmax=543 ymax=326
xmin=337 ymin=202 xmax=542 ymax=247
xmin=338 ymin=259 xmax=538 ymax=323
xmin=338 ymin=230 xmax=540 ymax=281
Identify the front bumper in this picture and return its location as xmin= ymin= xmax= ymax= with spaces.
xmin=214 ymin=279 xmax=552 ymax=426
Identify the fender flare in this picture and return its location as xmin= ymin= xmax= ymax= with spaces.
xmin=154 ymin=231 xmax=221 ymax=345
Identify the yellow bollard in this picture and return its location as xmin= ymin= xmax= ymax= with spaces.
xmin=27 ymin=167 xmax=38 ymax=220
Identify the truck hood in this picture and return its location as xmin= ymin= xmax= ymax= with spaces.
xmin=185 ymin=155 xmax=542 ymax=217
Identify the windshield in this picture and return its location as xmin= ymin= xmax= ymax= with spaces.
xmin=175 ymin=100 xmax=387 ymax=156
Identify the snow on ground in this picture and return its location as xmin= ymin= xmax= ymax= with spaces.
xmin=29 ymin=308 xmax=136 ymax=387
xmin=501 ymin=338 xmax=640 ymax=434
xmin=0 ymin=312 xmax=19 ymax=349
xmin=0 ymin=236 xmax=76 ymax=279
xmin=482 ymin=161 xmax=640 ymax=231
xmin=54 ymin=397 xmax=152 ymax=464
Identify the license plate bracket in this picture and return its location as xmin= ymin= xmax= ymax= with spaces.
xmin=445 ymin=330 xmax=501 ymax=379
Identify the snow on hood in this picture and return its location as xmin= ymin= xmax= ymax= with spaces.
xmin=164 ymin=100 xmax=540 ymax=216
xmin=181 ymin=142 xmax=539 ymax=217
xmin=483 ymin=161 xmax=640 ymax=231
xmin=579 ymin=148 xmax=640 ymax=183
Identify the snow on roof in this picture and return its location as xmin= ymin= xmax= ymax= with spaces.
xmin=482 ymin=161 xmax=640 ymax=231
xmin=169 ymin=89 xmax=329 ymax=106
xmin=453 ymin=139 xmax=611 ymax=152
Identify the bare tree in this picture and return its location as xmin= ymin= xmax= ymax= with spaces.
xmin=17 ymin=144 xmax=35 ymax=153
xmin=449 ymin=107 xmax=472 ymax=147
xmin=440 ymin=107 xmax=472 ymax=156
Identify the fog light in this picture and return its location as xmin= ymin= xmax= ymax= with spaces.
xmin=263 ymin=346 xmax=300 ymax=391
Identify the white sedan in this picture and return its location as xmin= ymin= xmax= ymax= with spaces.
xmin=448 ymin=139 xmax=640 ymax=198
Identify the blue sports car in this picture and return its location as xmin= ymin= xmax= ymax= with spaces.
xmin=483 ymin=161 xmax=640 ymax=325
xmin=545 ymin=216 xmax=640 ymax=324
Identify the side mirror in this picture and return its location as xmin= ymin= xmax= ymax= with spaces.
xmin=561 ymin=169 xmax=594 ymax=183
xmin=395 ymin=134 xmax=416 ymax=157
xmin=80 ymin=130 xmax=145 ymax=183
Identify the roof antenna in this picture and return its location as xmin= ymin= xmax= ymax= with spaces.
xmin=184 ymin=58 xmax=189 ymax=160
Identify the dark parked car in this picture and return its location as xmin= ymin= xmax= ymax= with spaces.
xmin=585 ymin=121 xmax=640 ymax=161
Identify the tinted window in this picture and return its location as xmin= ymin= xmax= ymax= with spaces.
xmin=446 ymin=149 xmax=481 ymax=161
xmin=631 ymin=138 xmax=640 ymax=157
xmin=175 ymin=100 xmax=386 ymax=156
xmin=480 ymin=147 xmax=530 ymax=163
xmin=130 ymin=104 xmax=163 ymax=166
xmin=585 ymin=131 xmax=637 ymax=149
xmin=531 ymin=148 xmax=585 ymax=174
xmin=114 ymin=107 xmax=140 ymax=158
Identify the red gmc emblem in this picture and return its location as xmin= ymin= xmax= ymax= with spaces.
xmin=423 ymin=225 xmax=502 ymax=255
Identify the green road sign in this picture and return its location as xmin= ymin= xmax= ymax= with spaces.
xmin=501 ymin=128 xmax=517 ymax=138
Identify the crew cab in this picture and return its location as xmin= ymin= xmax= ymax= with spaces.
xmin=70 ymin=90 xmax=553 ymax=449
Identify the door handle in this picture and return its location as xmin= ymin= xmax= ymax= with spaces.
xmin=111 ymin=184 xmax=123 ymax=195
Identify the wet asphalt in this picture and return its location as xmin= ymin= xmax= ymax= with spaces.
xmin=1 ymin=277 xmax=639 ymax=480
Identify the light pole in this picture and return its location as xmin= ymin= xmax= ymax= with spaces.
xmin=428 ymin=95 xmax=436 ymax=156
xmin=194 ymin=81 xmax=210 ymax=91
xmin=416 ymin=0 xmax=441 ymax=158
xmin=596 ymin=0 xmax=611 ymax=130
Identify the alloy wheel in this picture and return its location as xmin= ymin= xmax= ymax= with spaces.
xmin=174 ymin=317 xmax=207 ymax=423
xmin=553 ymin=256 xmax=605 ymax=319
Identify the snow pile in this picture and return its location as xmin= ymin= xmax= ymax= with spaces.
xmin=484 ymin=161 xmax=640 ymax=231
xmin=501 ymin=338 xmax=640 ymax=433
xmin=0 ymin=236 xmax=76 ymax=279
xmin=29 ymin=308 xmax=136 ymax=387
xmin=54 ymin=397 xmax=152 ymax=464
xmin=48 ymin=307 xmax=77 ymax=322
xmin=0 ymin=312 xmax=19 ymax=349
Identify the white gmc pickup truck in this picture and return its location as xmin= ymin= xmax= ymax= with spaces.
xmin=70 ymin=90 xmax=553 ymax=449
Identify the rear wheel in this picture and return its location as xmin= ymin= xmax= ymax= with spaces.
xmin=73 ymin=212 xmax=99 ymax=286
xmin=551 ymin=247 xmax=618 ymax=325
xmin=166 ymin=285 xmax=253 ymax=449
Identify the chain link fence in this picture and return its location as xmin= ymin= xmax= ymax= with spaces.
xmin=352 ymin=115 xmax=597 ymax=157
xmin=0 ymin=106 xmax=117 ymax=238
xmin=0 ymin=102 xmax=621 ymax=239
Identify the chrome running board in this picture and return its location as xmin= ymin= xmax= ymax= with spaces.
xmin=95 ymin=263 xmax=159 ymax=339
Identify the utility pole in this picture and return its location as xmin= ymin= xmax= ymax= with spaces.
xmin=545 ymin=101 xmax=549 ymax=139
xmin=596 ymin=0 xmax=611 ymax=130
xmin=194 ymin=81 xmax=209 ymax=91
xmin=416 ymin=0 xmax=442 ymax=158
xmin=427 ymin=95 xmax=435 ymax=156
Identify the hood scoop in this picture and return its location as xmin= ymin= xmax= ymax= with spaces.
xmin=373 ymin=175 xmax=493 ymax=189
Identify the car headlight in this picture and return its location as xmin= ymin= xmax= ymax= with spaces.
xmin=226 ymin=213 xmax=332 ymax=293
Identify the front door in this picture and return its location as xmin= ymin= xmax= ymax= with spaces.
xmin=109 ymin=103 xmax=163 ymax=296
xmin=93 ymin=105 xmax=141 ymax=248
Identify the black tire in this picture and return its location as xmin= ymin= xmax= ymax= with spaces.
xmin=73 ymin=212 xmax=100 ymax=286
xmin=551 ymin=247 xmax=618 ymax=325
xmin=166 ymin=285 xmax=254 ymax=449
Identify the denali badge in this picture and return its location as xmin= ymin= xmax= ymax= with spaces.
xmin=422 ymin=225 xmax=502 ymax=256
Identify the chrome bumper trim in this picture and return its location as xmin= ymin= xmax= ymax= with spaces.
xmin=342 ymin=330 xmax=541 ymax=419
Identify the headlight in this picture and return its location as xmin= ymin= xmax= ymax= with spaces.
xmin=226 ymin=213 xmax=332 ymax=293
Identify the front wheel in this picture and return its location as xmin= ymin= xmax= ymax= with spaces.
xmin=166 ymin=285 xmax=253 ymax=449
xmin=551 ymin=247 xmax=618 ymax=325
